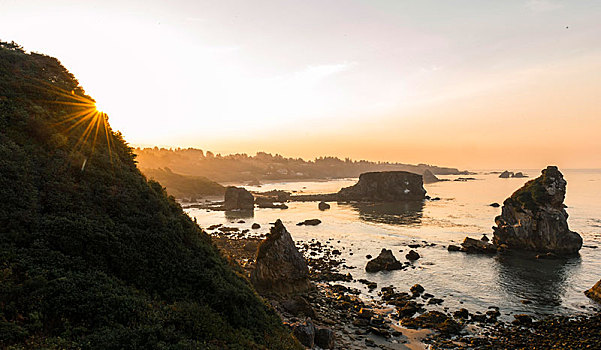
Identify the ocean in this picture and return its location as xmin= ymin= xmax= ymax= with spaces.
xmin=185 ymin=169 xmax=601 ymax=319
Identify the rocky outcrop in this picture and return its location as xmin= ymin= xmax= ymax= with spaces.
xmin=499 ymin=170 xmax=513 ymax=178
xmin=585 ymin=280 xmax=601 ymax=303
xmin=493 ymin=166 xmax=582 ymax=255
xmin=224 ymin=186 xmax=254 ymax=210
xmin=337 ymin=171 xmax=426 ymax=202
xmin=461 ymin=237 xmax=498 ymax=254
xmin=318 ymin=201 xmax=330 ymax=210
xmin=365 ymin=249 xmax=403 ymax=272
xmin=406 ymin=250 xmax=420 ymax=261
xmin=422 ymin=169 xmax=440 ymax=184
xmin=297 ymin=219 xmax=321 ymax=226
xmin=251 ymin=220 xmax=311 ymax=295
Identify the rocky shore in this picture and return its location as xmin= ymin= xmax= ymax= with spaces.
xmin=206 ymin=219 xmax=601 ymax=349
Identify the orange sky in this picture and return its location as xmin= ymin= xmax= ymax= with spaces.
xmin=1 ymin=0 xmax=600 ymax=169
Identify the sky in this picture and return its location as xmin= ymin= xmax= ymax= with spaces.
xmin=1 ymin=0 xmax=600 ymax=169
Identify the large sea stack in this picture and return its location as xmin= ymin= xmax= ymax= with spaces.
xmin=224 ymin=186 xmax=255 ymax=209
xmin=337 ymin=171 xmax=426 ymax=202
xmin=493 ymin=166 xmax=582 ymax=255
xmin=251 ymin=220 xmax=311 ymax=295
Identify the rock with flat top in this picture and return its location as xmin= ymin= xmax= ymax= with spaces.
xmin=337 ymin=171 xmax=426 ymax=202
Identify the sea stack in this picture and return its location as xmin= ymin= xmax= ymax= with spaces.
xmin=251 ymin=220 xmax=311 ymax=295
xmin=224 ymin=186 xmax=255 ymax=210
xmin=337 ymin=171 xmax=426 ymax=202
xmin=492 ymin=166 xmax=582 ymax=255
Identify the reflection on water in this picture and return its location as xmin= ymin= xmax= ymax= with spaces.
xmin=343 ymin=201 xmax=424 ymax=226
xmin=225 ymin=209 xmax=254 ymax=220
xmin=494 ymin=251 xmax=582 ymax=313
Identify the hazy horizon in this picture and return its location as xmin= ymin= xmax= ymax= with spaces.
xmin=2 ymin=0 xmax=600 ymax=169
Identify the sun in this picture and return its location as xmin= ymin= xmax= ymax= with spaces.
xmin=32 ymin=80 xmax=115 ymax=167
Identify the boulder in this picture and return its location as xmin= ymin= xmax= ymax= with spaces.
xmin=405 ymin=250 xmax=420 ymax=261
xmin=490 ymin=202 xmax=500 ymax=207
xmin=365 ymin=249 xmax=403 ymax=272
xmin=513 ymin=172 xmax=527 ymax=178
xmin=292 ymin=320 xmax=315 ymax=348
xmin=493 ymin=166 xmax=582 ymax=255
xmin=281 ymin=296 xmax=316 ymax=318
xmin=422 ymin=169 xmax=440 ymax=184
xmin=315 ymin=327 xmax=335 ymax=349
xmin=250 ymin=220 xmax=311 ymax=295
xmin=297 ymin=219 xmax=321 ymax=226
xmin=224 ymin=186 xmax=254 ymax=210
xmin=585 ymin=280 xmax=601 ymax=303
xmin=337 ymin=171 xmax=426 ymax=202
xmin=251 ymin=223 xmax=260 ymax=229
xmin=447 ymin=244 xmax=461 ymax=252
xmin=318 ymin=201 xmax=331 ymax=210
xmin=499 ymin=170 xmax=513 ymax=178
xmin=461 ymin=237 xmax=497 ymax=254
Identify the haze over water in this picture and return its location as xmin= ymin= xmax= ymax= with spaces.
xmin=187 ymin=169 xmax=601 ymax=318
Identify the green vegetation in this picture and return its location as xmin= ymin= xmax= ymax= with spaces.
xmin=509 ymin=169 xmax=554 ymax=211
xmin=134 ymin=148 xmax=467 ymax=183
xmin=143 ymin=167 xmax=224 ymax=199
xmin=0 ymin=41 xmax=300 ymax=349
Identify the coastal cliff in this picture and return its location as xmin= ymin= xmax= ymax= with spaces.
xmin=0 ymin=42 xmax=299 ymax=349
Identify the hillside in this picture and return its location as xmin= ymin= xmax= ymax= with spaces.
xmin=135 ymin=147 xmax=468 ymax=183
xmin=142 ymin=167 xmax=225 ymax=199
xmin=0 ymin=41 xmax=299 ymax=349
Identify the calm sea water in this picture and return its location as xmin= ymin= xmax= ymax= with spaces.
xmin=186 ymin=169 xmax=601 ymax=319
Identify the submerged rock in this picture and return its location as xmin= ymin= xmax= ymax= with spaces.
xmin=250 ymin=220 xmax=311 ymax=295
xmin=224 ymin=186 xmax=254 ymax=210
xmin=337 ymin=171 xmax=426 ymax=202
xmin=422 ymin=169 xmax=440 ymax=184
xmin=585 ymin=280 xmax=601 ymax=303
xmin=365 ymin=249 xmax=403 ymax=272
xmin=297 ymin=219 xmax=321 ymax=226
xmin=493 ymin=166 xmax=582 ymax=255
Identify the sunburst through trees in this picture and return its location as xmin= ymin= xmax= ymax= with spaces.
xmin=37 ymin=81 xmax=113 ymax=170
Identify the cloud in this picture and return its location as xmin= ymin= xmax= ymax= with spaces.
xmin=526 ymin=0 xmax=563 ymax=12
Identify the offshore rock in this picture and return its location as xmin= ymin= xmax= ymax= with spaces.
xmin=499 ymin=170 xmax=513 ymax=178
xmin=224 ymin=186 xmax=254 ymax=210
xmin=251 ymin=220 xmax=311 ymax=295
xmin=337 ymin=171 xmax=426 ymax=202
xmin=461 ymin=237 xmax=498 ymax=254
xmin=365 ymin=249 xmax=403 ymax=272
xmin=585 ymin=280 xmax=601 ymax=303
xmin=422 ymin=169 xmax=440 ymax=184
xmin=318 ymin=201 xmax=331 ymax=210
xmin=493 ymin=166 xmax=582 ymax=255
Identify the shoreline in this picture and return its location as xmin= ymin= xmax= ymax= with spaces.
xmin=209 ymin=222 xmax=601 ymax=349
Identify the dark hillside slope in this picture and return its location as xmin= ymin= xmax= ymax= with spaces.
xmin=0 ymin=41 xmax=299 ymax=349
